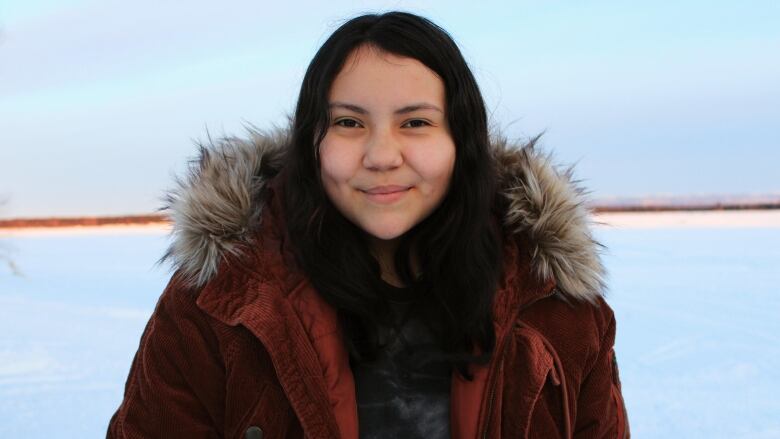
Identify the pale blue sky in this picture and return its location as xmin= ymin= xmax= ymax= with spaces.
xmin=1 ymin=0 xmax=778 ymax=218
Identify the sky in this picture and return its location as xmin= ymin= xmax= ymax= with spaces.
xmin=0 ymin=0 xmax=778 ymax=218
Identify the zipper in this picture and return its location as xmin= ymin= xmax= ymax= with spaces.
xmin=479 ymin=287 xmax=558 ymax=439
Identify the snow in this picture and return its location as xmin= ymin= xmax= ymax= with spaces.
xmin=593 ymin=212 xmax=780 ymax=438
xmin=0 ymin=211 xmax=778 ymax=437
xmin=596 ymin=209 xmax=780 ymax=229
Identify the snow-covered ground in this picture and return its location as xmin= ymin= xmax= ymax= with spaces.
xmin=594 ymin=212 xmax=780 ymax=438
xmin=0 ymin=211 xmax=778 ymax=438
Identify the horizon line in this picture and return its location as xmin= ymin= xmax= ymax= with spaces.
xmin=1 ymin=201 xmax=779 ymax=229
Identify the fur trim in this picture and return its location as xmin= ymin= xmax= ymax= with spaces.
xmin=158 ymin=127 xmax=606 ymax=302
xmin=157 ymin=128 xmax=288 ymax=288
xmin=493 ymin=134 xmax=607 ymax=303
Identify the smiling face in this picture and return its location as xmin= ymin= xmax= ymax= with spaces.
xmin=318 ymin=45 xmax=456 ymax=248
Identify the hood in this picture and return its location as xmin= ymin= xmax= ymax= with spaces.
xmin=157 ymin=126 xmax=606 ymax=303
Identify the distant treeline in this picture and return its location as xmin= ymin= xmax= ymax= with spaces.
xmin=591 ymin=201 xmax=780 ymax=213
xmin=1 ymin=201 xmax=778 ymax=229
xmin=0 ymin=214 xmax=167 ymax=229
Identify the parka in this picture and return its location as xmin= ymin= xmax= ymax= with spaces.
xmin=106 ymin=128 xmax=630 ymax=438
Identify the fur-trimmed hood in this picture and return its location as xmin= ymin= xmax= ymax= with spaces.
xmin=158 ymin=127 xmax=606 ymax=303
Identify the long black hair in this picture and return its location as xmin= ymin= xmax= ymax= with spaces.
xmin=283 ymin=11 xmax=502 ymax=380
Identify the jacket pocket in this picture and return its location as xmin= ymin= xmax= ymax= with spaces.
xmin=514 ymin=322 xmax=570 ymax=438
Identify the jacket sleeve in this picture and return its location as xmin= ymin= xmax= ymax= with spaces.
xmin=573 ymin=302 xmax=630 ymax=439
xmin=106 ymin=274 xmax=224 ymax=439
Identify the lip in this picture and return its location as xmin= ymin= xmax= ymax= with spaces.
xmin=360 ymin=185 xmax=412 ymax=204
xmin=363 ymin=185 xmax=412 ymax=195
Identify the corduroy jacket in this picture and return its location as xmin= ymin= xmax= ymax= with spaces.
xmin=107 ymin=129 xmax=630 ymax=438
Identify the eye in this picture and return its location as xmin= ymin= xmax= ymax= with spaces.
xmin=402 ymin=119 xmax=431 ymax=128
xmin=334 ymin=118 xmax=362 ymax=128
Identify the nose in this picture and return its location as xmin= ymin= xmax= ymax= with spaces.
xmin=362 ymin=128 xmax=403 ymax=171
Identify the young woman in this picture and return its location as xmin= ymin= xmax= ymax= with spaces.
xmin=108 ymin=11 xmax=629 ymax=439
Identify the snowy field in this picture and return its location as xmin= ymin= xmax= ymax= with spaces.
xmin=0 ymin=211 xmax=778 ymax=438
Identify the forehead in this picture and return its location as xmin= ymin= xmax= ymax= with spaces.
xmin=328 ymin=45 xmax=445 ymax=106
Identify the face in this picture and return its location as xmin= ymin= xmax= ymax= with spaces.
xmin=319 ymin=45 xmax=456 ymax=246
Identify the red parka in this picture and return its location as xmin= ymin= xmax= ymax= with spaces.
xmin=107 ymin=130 xmax=630 ymax=438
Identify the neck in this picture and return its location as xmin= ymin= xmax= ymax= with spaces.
xmin=367 ymin=236 xmax=424 ymax=288
xmin=368 ymin=235 xmax=404 ymax=287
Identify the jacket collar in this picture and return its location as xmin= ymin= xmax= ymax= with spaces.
xmin=158 ymin=126 xmax=606 ymax=304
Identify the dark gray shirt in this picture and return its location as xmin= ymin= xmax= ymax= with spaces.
xmin=351 ymin=280 xmax=451 ymax=439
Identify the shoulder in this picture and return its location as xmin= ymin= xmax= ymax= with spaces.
xmin=109 ymin=272 xmax=238 ymax=436
xmin=146 ymin=271 xmax=234 ymax=364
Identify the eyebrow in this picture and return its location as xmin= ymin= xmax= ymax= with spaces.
xmin=328 ymin=101 xmax=443 ymax=115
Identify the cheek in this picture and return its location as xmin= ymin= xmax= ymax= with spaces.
xmin=319 ymin=139 xmax=359 ymax=186
xmin=406 ymin=139 xmax=456 ymax=188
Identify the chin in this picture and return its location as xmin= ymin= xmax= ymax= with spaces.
xmin=362 ymin=221 xmax=412 ymax=241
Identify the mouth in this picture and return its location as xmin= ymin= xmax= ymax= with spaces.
xmin=360 ymin=185 xmax=413 ymax=203
xmin=363 ymin=185 xmax=412 ymax=195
